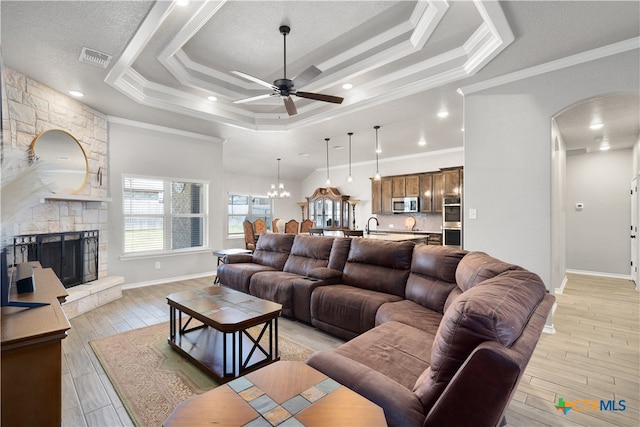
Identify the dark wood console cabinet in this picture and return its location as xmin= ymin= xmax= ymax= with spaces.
xmin=1 ymin=267 xmax=70 ymax=426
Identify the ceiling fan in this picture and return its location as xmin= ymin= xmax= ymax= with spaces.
xmin=232 ymin=25 xmax=344 ymax=116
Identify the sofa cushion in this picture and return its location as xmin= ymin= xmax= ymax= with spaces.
xmin=375 ymin=300 xmax=443 ymax=335
xmin=311 ymin=285 xmax=403 ymax=340
xmin=283 ymin=235 xmax=335 ymax=275
xmin=217 ymin=263 xmax=278 ymax=294
xmin=405 ymin=245 xmax=467 ymax=313
xmin=249 ymin=271 xmax=302 ymax=317
xmin=413 ymin=269 xmax=547 ymax=410
xmin=251 ymin=233 xmax=295 ymax=270
xmin=327 ymin=237 xmax=352 ymax=271
xmin=455 ymin=251 xmax=522 ymax=292
xmin=342 ymin=239 xmax=414 ymax=297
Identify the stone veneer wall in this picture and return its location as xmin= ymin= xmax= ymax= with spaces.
xmin=1 ymin=66 xmax=109 ymax=279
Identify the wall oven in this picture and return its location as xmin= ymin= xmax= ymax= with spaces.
xmin=442 ymin=227 xmax=461 ymax=248
xmin=443 ymin=196 xmax=461 ymax=228
xmin=442 ymin=196 xmax=461 ymax=247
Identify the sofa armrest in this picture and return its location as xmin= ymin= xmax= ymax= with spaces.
xmin=307 ymin=267 xmax=342 ymax=282
xmin=224 ymin=253 xmax=254 ymax=264
xmin=292 ymin=276 xmax=335 ymax=323
xmin=306 ymin=351 xmax=425 ymax=427
xmin=424 ymin=342 xmax=521 ymax=427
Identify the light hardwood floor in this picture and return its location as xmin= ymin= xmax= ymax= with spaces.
xmin=61 ymin=274 xmax=639 ymax=427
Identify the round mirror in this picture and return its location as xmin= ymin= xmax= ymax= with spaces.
xmin=30 ymin=129 xmax=88 ymax=194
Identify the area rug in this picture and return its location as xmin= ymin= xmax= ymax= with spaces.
xmin=90 ymin=322 xmax=315 ymax=427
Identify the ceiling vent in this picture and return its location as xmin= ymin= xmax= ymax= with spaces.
xmin=79 ymin=47 xmax=112 ymax=68
xmin=567 ymin=147 xmax=590 ymax=156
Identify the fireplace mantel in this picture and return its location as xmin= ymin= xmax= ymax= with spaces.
xmin=41 ymin=195 xmax=112 ymax=203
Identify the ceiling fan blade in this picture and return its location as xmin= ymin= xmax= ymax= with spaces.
xmin=296 ymin=91 xmax=344 ymax=104
xmin=233 ymin=93 xmax=276 ymax=104
xmin=292 ymin=65 xmax=322 ymax=88
xmin=231 ymin=70 xmax=278 ymax=90
xmin=284 ymin=96 xmax=297 ymax=116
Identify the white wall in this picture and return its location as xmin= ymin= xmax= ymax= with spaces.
xmin=566 ymin=148 xmax=632 ymax=275
xmin=551 ymin=120 xmax=567 ymax=291
xmin=108 ymin=118 xmax=224 ymax=285
xmin=634 ymin=135 xmax=640 ymax=178
xmin=463 ymin=49 xmax=639 ymax=290
xmin=302 ymin=148 xmax=464 ymax=231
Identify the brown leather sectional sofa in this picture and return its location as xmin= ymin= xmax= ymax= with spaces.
xmin=217 ymin=233 xmax=554 ymax=427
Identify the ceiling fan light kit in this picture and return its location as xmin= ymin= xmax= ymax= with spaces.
xmin=232 ymin=25 xmax=344 ymax=116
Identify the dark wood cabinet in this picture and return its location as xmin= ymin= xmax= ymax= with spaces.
xmin=405 ymin=175 xmax=420 ymax=196
xmin=371 ymin=168 xmax=462 ymax=214
xmin=307 ymin=187 xmax=351 ymax=230
xmin=419 ymin=173 xmax=434 ymax=212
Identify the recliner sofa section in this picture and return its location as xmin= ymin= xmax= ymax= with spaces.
xmin=248 ymin=235 xmax=351 ymax=318
xmin=306 ymin=251 xmax=554 ymax=427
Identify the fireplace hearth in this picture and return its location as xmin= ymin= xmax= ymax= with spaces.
xmin=13 ymin=231 xmax=99 ymax=288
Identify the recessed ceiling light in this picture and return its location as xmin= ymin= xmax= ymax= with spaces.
xmin=418 ymin=140 xmax=427 ymax=146
xmin=342 ymin=83 xmax=353 ymax=90
xmin=69 ymin=90 xmax=84 ymax=97
xmin=589 ymin=122 xmax=603 ymax=130
xmin=207 ymin=96 xmax=217 ymax=102
xmin=298 ymin=153 xmax=310 ymax=157
xmin=461 ymin=127 xmax=465 ymax=132
xmin=437 ymin=111 xmax=449 ymax=118
xmin=176 ymin=0 xmax=189 ymax=6
xmin=331 ymin=145 xmax=344 ymax=150
xmin=599 ymin=141 xmax=610 ymax=151
xmin=375 ymin=148 xmax=382 ymax=154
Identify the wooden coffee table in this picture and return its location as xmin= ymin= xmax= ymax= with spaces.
xmin=166 ymin=286 xmax=282 ymax=383
xmin=164 ymin=361 xmax=387 ymax=426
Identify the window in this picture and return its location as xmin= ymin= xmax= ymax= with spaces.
xmin=228 ymin=194 xmax=272 ymax=236
xmin=123 ymin=176 xmax=208 ymax=255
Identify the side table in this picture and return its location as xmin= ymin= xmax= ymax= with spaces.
xmin=164 ymin=361 xmax=387 ymax=426
xmin=212 ymin=248 xmax=252 ymax=284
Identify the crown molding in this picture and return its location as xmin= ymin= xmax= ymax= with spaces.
xmin=107 ymin=116 xmax=226 ymax=144
xmin=458 ymin=37 xmax=640 ymax=96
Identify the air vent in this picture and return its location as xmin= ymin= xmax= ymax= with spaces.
xmin=567 ymin=147 xmax=590 ymax=156
xmin=78 ymin=47 xmax=112 ymax=68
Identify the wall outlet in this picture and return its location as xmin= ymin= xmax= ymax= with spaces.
xmin=155 ymin=262 xmax=161 ymax=269
xmin=469 ymin=208 xmax=478 ymax=219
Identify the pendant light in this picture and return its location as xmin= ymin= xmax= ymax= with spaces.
xmin=325 ymin=137 xmax=331 ymax=186
xmin=268 ymin=158 xmax=290 ymax=198
xmin=347 ymin=132 xmax=354 ymax=183
xmin=373 ymin=125 xmax=381 ymax=181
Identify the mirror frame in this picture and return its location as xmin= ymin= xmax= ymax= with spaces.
xmin=30 ymin=129 xmax=89 ymax=194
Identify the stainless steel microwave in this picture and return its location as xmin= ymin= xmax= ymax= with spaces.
xmin=392 ymin=197 xmax=419 ymax=213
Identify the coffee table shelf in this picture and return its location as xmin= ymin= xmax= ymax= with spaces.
xmin=167 ymin=286 xmax=282 ymax=383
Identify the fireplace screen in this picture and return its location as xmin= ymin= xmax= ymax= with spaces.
xmin=12 ymin=230 xmax=99 ymax=288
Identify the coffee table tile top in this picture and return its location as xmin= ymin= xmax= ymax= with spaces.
xmin=226 ymin=374 xmax=342 ymax=427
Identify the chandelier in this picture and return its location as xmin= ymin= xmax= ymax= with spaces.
xmin=268 ymin=158 xmax=290 ymax=198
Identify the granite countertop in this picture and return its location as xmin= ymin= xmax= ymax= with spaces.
xmin=369 ymin=229 xmax=442 ymax=235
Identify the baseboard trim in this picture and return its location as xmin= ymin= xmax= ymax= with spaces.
xmin=555 ymin=275 xmax=569 ymax=295
xmin=565 ymin=269 xmax=632 ymax=281
xmin=122 ymin=271 xmax=216 ymax=290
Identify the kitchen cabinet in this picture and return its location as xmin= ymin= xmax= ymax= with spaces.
xmin=419 ymin=173 xmax=434 ymax=212
xmin=433 ymin=172 xmax=444 ymax=213
xmin=392 ymin=177 xmax=405 ymax=197
xmin=405 ymin=175 xmax=420 ymax=196
xmin=307 ymin=187 xmax=351 ymax=230
xmin=371 ymin=179 xmax=381 ymax=214
xmin=381 ymin=178 xmax=392 ymax=213
xmin=443 ymin=168 xmax=462 ymax=196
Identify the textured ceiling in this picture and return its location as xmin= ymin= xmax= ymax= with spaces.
xmin=1 ymin=1 xmax=639 ymax=180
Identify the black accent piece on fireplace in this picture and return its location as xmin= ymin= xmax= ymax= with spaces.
xmin=12 ymin=231 xmax=99 ymax=288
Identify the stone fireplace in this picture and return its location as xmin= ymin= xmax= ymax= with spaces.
xmin=12 ymin=230 xmax=99 ymax=288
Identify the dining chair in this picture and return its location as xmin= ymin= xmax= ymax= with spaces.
xmin=242 ymin=220 xmax=256 ymax=251
xmin=272 ymin=218 xmax=280 ymax=233
xmin=284 ymin=219 xmax=299 ymax=234
xmin=299 ymin=219 xmax=314 ymax=234
xmin=254 ymin=218 xmax=267 ymax=235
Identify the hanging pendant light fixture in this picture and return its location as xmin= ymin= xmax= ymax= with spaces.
xmin=268 ymin=158 xmax=290 ymax=198
xmin=373 ymin=125 xmax=381 ymax=181
xmin=347 ymin=132 xmax=354 ymax=183
xmin=325 ymin=137 xmax=331 ymax=186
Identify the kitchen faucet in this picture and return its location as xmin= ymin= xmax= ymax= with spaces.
xmin=365 ymin=216 xmax=379 ymax=234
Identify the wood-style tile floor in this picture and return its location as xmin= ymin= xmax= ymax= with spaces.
xmin=61 ymin=274 xmax=639 ymax=426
